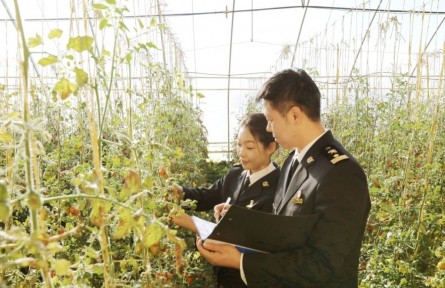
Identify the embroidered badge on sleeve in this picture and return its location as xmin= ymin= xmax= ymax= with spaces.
xmin=323 ymin=145 xmax=349 ymax=164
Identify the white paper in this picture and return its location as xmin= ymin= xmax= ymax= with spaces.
xmin=191 ymin=216 xmax=217 ymax=240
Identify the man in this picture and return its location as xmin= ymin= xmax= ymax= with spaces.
xmin=197 ymin=68 xmax=371 ymax=287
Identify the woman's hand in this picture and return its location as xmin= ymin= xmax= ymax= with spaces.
xmin=170 ymin=211 xmax=198 ymax=233
xmin=214 ymin=202 xmax=231 ymax=221
xmin=169 ymin=185 xmax=184 ymax=202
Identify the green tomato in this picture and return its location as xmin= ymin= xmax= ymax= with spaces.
xmin=27 ymin=191 xmax=42 ymax=210
xmin=0 ymin=202 xmax=11 ymax=222
xmin=0 ymin=180 xmax=8 ymax=202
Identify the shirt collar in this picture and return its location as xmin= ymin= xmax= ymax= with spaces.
xmin=295 ymin=130 xmax=328 ymax=163
xmin=246 ymin=161 xmax=276 ymax=186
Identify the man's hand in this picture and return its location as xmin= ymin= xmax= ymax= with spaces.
xmin=196 ymin=237 xmax=241 ymax=269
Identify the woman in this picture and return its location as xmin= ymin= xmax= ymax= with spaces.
xmin=172 ymin=112 xmax=280 ymax=288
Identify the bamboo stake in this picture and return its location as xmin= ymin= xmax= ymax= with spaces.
xmin=80 ymin=0 xmax=114 ymax=285
xmin=413 ymin=41 xmax=444 ymax=258
xmin=400 ymin=8 xmax=425 ymax=211
xmin=12 ymin=0 xmax=53 ymax=287
xmin=86 ymin=83 xmax=115 ymax=287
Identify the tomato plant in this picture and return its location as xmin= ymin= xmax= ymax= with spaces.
xmin=1 ymin=1 xmax=444 ymax=287
xmin=0 ymin=1 xmax=213 ymax=287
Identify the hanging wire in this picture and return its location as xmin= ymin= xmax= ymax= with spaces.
xmin=3 ymin=1 xmax=8 ymax=89
xmin=3 ymin=5 xmax=443 ymax=22
xmin=410 ymin=16 xmax=445 ymax=76
xmin=227 ymin=0 xmax=236 ymax=161
xmin=191 ymin=0 xmax=199 ymax=107
xmin=317 ymin=0 xmax=336 ymax=68
xmin=290 ymin=0 xmax=310 ymax=67
xmin=346 ymin=0 xmax=383 ymax=80
xmin=250 ymin=0 xmax=253 ymax=42
xmin=0 ymin=0 xmax=40 ymax=77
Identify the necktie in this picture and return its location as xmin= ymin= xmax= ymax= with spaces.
xmin=235 ymin=176 xmax=250 ymax=203
xmin=235 ymin=175 xmax=250 ymax=204
xmin=286 ymin=157 xmax=299 ymax=188
xmin=242 ymin=176 xmax=250 ymax=192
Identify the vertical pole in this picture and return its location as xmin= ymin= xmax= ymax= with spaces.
xmin=227 ymin=0 xmax=236 ymax=161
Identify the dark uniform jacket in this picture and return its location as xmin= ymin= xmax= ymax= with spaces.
xmin=183 ymin=163 xmax=280 ymax=213
xmin=243 ymin=131 xmax=371 ymax=288
xmin=183 ymin=163 xmax=280 ymax=287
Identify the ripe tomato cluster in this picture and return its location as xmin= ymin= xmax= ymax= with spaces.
xmin=158 ymin=167 xmax=168 ymax=179
xmin=68 ymin=206 xmax=80 ymax=217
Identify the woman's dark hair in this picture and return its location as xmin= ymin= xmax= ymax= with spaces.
xmin=255 ymin=68 xmax=321 ymax=120
xmin=239 ymin=113 xmax=277 ymax=149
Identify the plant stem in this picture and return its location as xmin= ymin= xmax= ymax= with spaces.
xmin=43 ymin=194 xmax=150 ymax=217
xmin=85 ymin=70 xmax=119 ymax=286
xmin=413 ymin=44 xmax=444 ymax=258
xmin=98 ymin=21 xmax=119 ymax=155
xmin=13 ymin=0 xmax=53 ymax=287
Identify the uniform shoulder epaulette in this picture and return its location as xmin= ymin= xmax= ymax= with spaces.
xmin=323 ymin=145 xmax=349 ymax=164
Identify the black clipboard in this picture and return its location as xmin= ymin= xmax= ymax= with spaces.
xmin=192 ymin=205 xmax=320 ymax=253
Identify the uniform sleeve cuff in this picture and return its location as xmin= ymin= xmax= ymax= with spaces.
xmin=240 ymin=253 xmax=247 ymax=285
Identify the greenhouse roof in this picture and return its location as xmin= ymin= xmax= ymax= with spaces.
xmin=1 ymin=0 xmax=444 ymax=160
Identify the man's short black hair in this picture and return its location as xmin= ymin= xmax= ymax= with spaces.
xmin=256 ymin=69 xmax=321 ymax=121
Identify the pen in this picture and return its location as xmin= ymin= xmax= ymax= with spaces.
xmin=217 ymin=197 xmax=231 ymax=221
xmin=223 ymin=197 xmax=231 ymax=210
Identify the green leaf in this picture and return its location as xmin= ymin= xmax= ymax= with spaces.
xmin=111 ymin=156 xmax=121 ymax=167
xmin=52 ymin=78 xmax=78 ymax=100
xmin=150 ymin=17 xmax=156 ymax=27
xmin=142 ymin=222 xmax=164 ymax=248
xmin=92 ymin=3 xmax=108 ymax=9
xmin=7 ymin=112 xmax=21 ymax=118
xmin=74 ymin=67 xmax=88 ymax=86
xmin=89 ymin=199 xmax=111 ymax=227
xmin=137 ymin=19 xmax=144 ymax=29
xmin=85 ymin=247 xmax=99 ymax=260
xmin=146 ymin=42 xmax=158 ymax=49
xmin=175 ymin=147 xmax=184 ymax=158
xmin=120 ymin=171 xmax=141 ymax=200
xmin=53 ymin=259 xmax=71 ymax=276
xmin=0 ymin=135 xmax=12 ymax=146
xmin=0 ymin=130 xmax=13 ymax=143
xmin=142 ymin=176 xmax=154 ymax=189
xmin=197 ymin=92 xmax=205 ymax=99
xmin=28 ymin=34 xmax=43 ymax=48
xmin=48 ymin=28 xmax=63 ymax=39
xmin=84 ymin=263 xmax=103 ymax=275
xmin=99 ymin=18 xmax=108 ymax=30
xmin=112 ymin=209 xmax=135 ymax=239
xmin=119 ymin=21 xmax=129 ymax=32
xmin=67 ymin=36 xmax=94 ymax=52
xmin=125 ymin=53 xmax=132 ymax=63
xmin=340 ymin=129 xmax=353 ymax=138
xmin=105 ymin=0 xmax=116 ymax=4
xmin=38 ymin=55 xmax=59 ymax=66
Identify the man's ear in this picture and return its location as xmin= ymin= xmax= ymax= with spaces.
xmin=288 ymin=106 xmax=302 ymax=122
